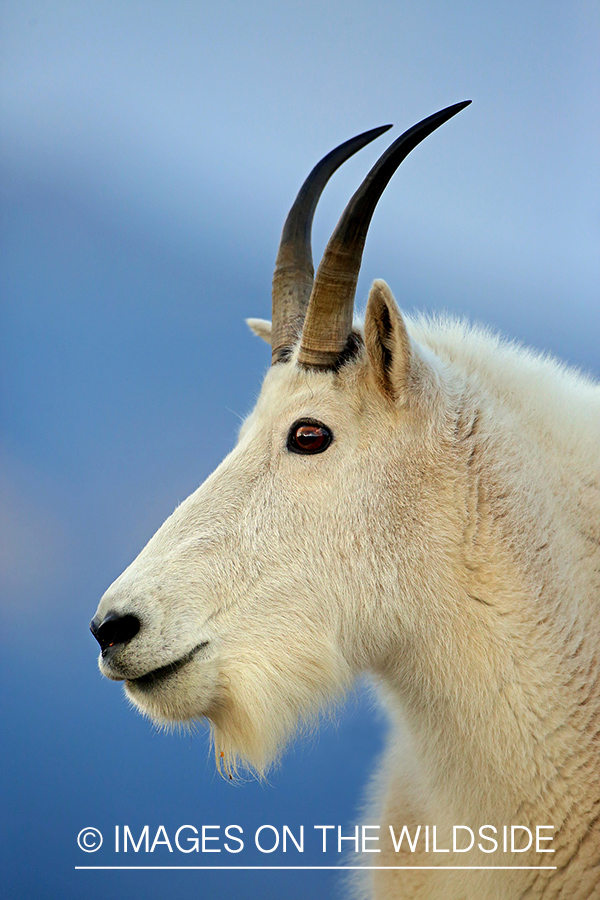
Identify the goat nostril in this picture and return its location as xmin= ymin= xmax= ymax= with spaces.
xmin=90 ymin=611 xmax=141 ymax=652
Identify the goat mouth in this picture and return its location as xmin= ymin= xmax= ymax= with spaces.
xmin=127 ymin=642 xmax=209 ymax=688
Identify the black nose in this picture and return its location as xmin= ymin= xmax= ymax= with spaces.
xmin=90 ymin=611 xmax=141 ymax=652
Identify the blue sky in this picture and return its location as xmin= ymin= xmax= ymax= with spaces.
xmin=1 ymin=2 xmax=598 ymax=898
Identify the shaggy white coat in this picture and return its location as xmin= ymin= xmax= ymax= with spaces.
xmin=95 ymin=280 xmax=600 ymax=899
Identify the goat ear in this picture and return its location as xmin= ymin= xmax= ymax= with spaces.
xmin=246 ymin=318 xmax=272 ymax=344
xmin=364 ymin=280 xmax=414 ymax=402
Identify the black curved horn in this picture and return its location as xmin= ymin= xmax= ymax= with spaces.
xmin=271 ymin=123 xmax=392 ymax=363
xmin=297 ymin=101 xmax=471 ymax=369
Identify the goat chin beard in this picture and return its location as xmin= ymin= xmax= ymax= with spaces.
xmin=207 ymin=686 xmax=349 ymax=780
xmin=123 ymin=642 xmax=353 ymax=778
xmin=206 ymin=642 xmax=354 ymax=777
xmin=123 ymin=659 xmax=220 ymax=725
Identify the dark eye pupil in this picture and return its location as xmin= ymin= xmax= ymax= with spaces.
xmin=296 ymin=425 xmax=326 ymax=450
xmin=287 ymin=420 xmax=332 ymax=455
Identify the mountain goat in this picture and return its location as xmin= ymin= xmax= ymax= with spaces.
xmin=91 ymin=102 xmax=600 ymax=899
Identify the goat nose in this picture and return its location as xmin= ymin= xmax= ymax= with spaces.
xmin=90 ymin=611 xmax=141 ymax=652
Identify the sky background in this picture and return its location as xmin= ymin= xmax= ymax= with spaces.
xmin=1 ymin=2 xmax=599 ymax=898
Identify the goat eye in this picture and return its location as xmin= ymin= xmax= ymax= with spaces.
xmin=287 ymin=420 xmax=333 ymax=455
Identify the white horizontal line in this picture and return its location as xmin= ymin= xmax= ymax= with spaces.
xmin=75 ymin=865 xmax=557 ymax=870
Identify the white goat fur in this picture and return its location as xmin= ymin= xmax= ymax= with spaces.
xmin=96 ymin=280 xmax=600 ymax=899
